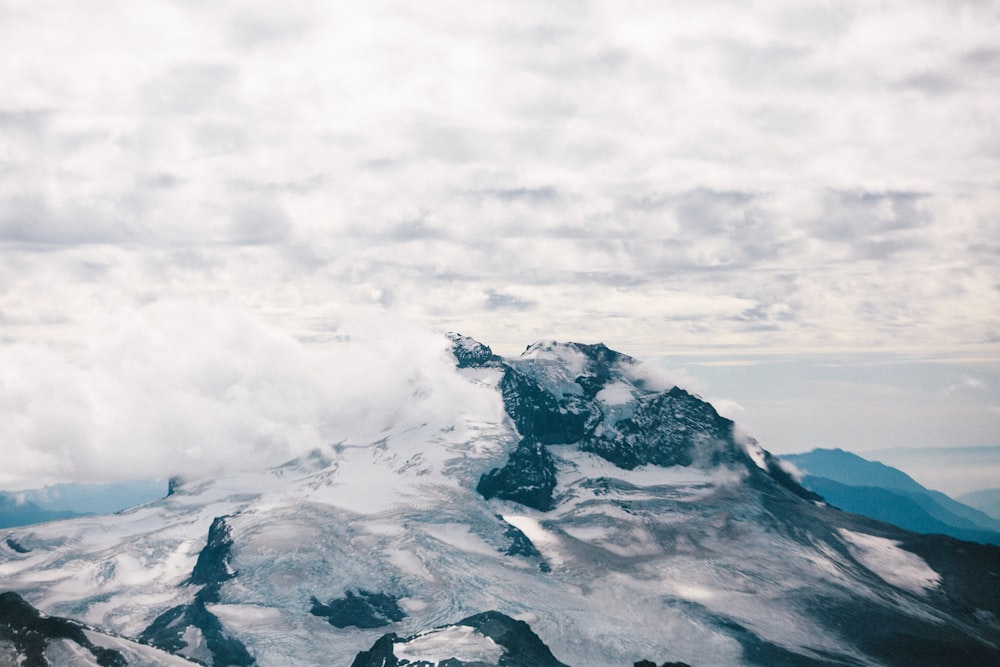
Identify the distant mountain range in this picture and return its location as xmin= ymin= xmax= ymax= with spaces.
xmin=781 ymin=448 xmax=1000 ymax=546
xmin=0 ymin=496 xmax=81 ymax=529
xmin=0 ymin=480 xmax=165 ymax=529
xmin=958 ymin=488 xmax=1000 ymax=520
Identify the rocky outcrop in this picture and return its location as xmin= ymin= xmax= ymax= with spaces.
xmin=477 ymin=440 xmax=558 ymax=511
xmin=452 ymin=336 xmax=818 ymax=512
xmin=309 ymin=590 xmax=406 ymax=629
xmin=499 ymin=516 xmax=549 ymax=572
xmin=0 ymin=592 xmax=126 ymax=667
xmin=187 ymin=516 xmax=236 ymax=586
xmin=350 ymin=610 xmax=569 ymax=667
xmin=141 ymin=516 xmax=254 ymax=666
xmin=580 ymin=387 xmax=744 ymax=470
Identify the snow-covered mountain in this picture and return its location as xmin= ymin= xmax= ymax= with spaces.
xmin=2 ymin=336 xmax=998 ymax=666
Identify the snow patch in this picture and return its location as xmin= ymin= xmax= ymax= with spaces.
xmin=742 ymin=439 xmax=767 ymax=471
xmin=838 ymin=529 xmax=940 ymax=594
xmin=502 ymin=515 xmax=562 ymax=565
xmin=394 ymin=625 xmax=505 ymax=665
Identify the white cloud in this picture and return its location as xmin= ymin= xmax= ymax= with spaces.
xmin=0 ymin=1 xmax=998 ymax=489
xmin=0 ymin=303 xmax=495 ymax=490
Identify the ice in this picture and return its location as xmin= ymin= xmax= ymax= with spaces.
xmin=394 ymin=625 xmax=504 ymax=665
xmin=838 ymin=529 xmax=940 ymax=594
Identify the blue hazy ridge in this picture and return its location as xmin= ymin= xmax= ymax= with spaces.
xmin=782 ymin=448 xmax=1000 ymax=547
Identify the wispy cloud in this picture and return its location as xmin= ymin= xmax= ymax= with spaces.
xmin=0 ymin=304 xmax=495 ymax=489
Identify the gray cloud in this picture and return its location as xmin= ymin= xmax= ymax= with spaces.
xmin=484 ymin=289 xmax=536 ymax=311
xmin=812 ymin=191 xmax=931 ymax=249
xmin=138 ymin=64 xmax=239 ymax=116
xmin=0 ymin=109 xmax=51 ymax=135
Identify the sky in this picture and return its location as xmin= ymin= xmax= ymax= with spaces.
xmin=1 ymin=1 xmax=998 ymax=492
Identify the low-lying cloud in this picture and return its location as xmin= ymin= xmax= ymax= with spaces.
xmin=0 ymin=303 xmax=499 ymax=490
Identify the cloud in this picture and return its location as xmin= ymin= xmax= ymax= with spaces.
xmin=941 ymin=373 xmax=989 ymax=396
xmin=484 ymin=289 xmax=536 ymax=311
xmin=0 ymin=0 xmax=997 ymax=360
xmin=0 ymin=303 xmax=499 ymax=490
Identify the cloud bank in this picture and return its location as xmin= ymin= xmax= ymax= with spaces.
xmin=0 ymin=303 xmax=500 ymax=490
xmin=0 ymin=0 xmax=996 ymax=357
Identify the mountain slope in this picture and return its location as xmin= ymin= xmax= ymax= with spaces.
xmin=0 ymin=337 xmax=998 ymax=666
xmin=783 ymin=448 xmax=1000 ymax=546
xmin=0 ymin=496 xmax=82 ymax=530
xmin=959 ymin=488 xmax=1000 ymax=520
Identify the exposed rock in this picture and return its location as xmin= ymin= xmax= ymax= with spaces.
xmin=581 ymin=387 xmax=743 ymax=470
xmin=349 ymin=633 xmax=399 ymax=667
xmin=448 ymin=333 xmax=503 ymax=369
xmin=141 ymin=516 xmax=254 ymax=665
xmin=498 ymin=516 xmax=549 ymax=572
xmin=140 ymin=585 xmax=254 ymax=666
xmin=500 ymin=367 xmax=594 ymax=445
xmin=0 ymin=591 xmax=126 ymax=667
xmin=309 ymin=590 xmax=406 ymax=629
xmin=350 ymin=610 xmax=569 ymax=667
xmin=5 ymin=537 xmax=29 ymax=554
xmin=478 ymin=440 xmax=558 ymax=511
xmin=188 ymin=516 xmax=236 ymax=586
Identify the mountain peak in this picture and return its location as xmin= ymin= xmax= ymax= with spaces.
xmin=445 ymin=336 xmax=816 ymax=509
xmin=2 ymin=337 xmax=998 ymax=666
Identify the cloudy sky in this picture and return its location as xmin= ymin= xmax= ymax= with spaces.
xmin=1 ymin=1 xmax=998 ymax=491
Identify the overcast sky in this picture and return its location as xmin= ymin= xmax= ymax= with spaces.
xmin=1 ymin=1 xmax=998 ymax=490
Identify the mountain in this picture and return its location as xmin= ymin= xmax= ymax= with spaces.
xmin=0 ymin=481 xmax=167 ymax=530
xmin=958 ymin=488 xmax=1000 ymax=520
xmin=1 ymin=336 xmax=999 ymax=666
xmin=782 ymin=448 xmax=1000 ymax=546
xmin=0 ymin=591 xmax=197 ymax=666
xmin=0 ymin=496 xmax=82 ymax=530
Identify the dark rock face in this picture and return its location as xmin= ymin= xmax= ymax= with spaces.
xmin=460 ymin=611 xmax=570 ymax=667
xmin=188 ymin=516 xmax=236 ymax=586
xmin=0 ymin=591 xmax=126 ymax=667
xmin=499 ymin=368 xmax=593 ymax=446
xmin=139 ymin=585 xmax=254 ymax=666
xmin=448 ymin=333 xmax=503 ymax=369
xmin=760 ymin=449 xmax=823 ymax=502
xmin=167 ymin=477 xmax=184 ymax=497
xmin=5 ymin=537 xmax=29 ymax=553
xmin=141 ymin=516 xmax=254 ymax=666
xmin=635 ymin=661 xmax=693 ymax=667
xmin=309 ymin=590 xmax=406 ymax=629
xmin=349 ymin=610 xmax=569 ymax=667
xmin=581 ymin=387 xmax=742 ymax=470
xmin=477 ymin=440 xmax=558 ymax=511
xmin=498 ymin=517 xmax=549 ymax=572
xmin=349 ymin=633 xmax=399 ymax=667
xmin=450 ymin=336 xmax=819 ymax=512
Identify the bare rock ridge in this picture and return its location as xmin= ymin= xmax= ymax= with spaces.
xmin=139 ymin=516 xmax=255 ymax=666
xmin=0 ymin=592 xmax=127 ymax=667
xmin=450 ymin=334 xmax=818 ymax=510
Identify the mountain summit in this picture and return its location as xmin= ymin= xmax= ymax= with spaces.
xmin=1 ymin=337 xmax=998 ymax=666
